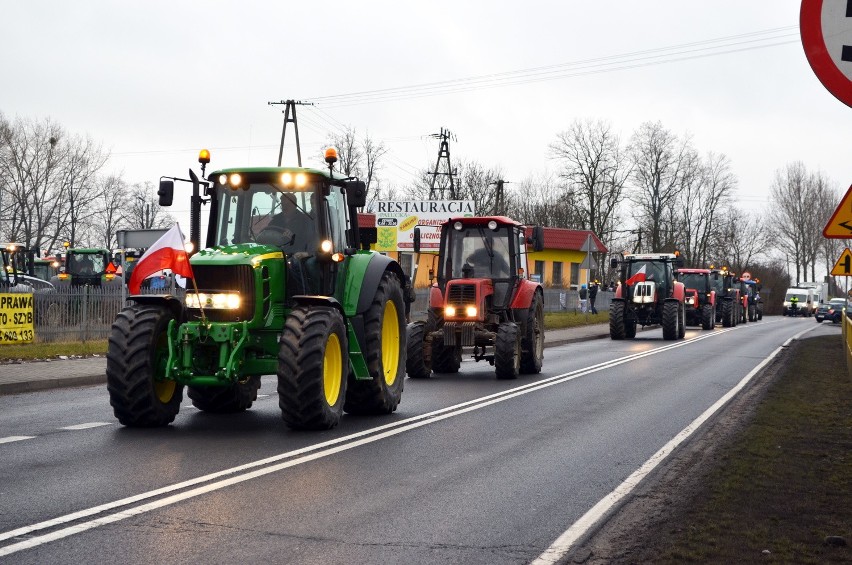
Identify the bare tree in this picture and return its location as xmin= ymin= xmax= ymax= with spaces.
xmin=549 ymin=118 xmax=630 ymax=248
xmin=678 ymin=152 xmax=736 ymax=265
xmin=769 ymin=162 xmax=820 ymax=283
xmin=709 ymin=208 xmax=770 ymax=273
xmin=124 ymin=182 xmax=174 ymax=230
xmin=628 ymin=121 xmax=692 ymax=251
xmin=325 ymin=126 xmax=363 ymax=179
xmin=89 ymin=174 xmax=130 ymax=248
xmin=505 ymin=172 xmax=579 ymax=228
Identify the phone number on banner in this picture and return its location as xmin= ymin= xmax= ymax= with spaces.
xmin=0 ymin=293 xmax=35 ymax=344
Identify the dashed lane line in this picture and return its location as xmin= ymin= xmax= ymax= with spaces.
xmin=58 ymin=422 xmax=112 ymax=431
xmin=0 ymin=436 xmax=35 ymax=445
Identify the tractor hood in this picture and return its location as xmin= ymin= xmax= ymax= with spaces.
xmin=191 ymin=243 xmax=284 ymax=267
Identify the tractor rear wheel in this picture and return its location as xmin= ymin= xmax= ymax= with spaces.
xmin=188 ymin=376 xmax=261 ymax=413
xmin=748 ymin=304 xmax=756 ymax=322
xmin=610 ymin=301 xmax=626 ymax=340
xmin=678 ymin=302 xmax=686 ymax=338
xmin=520 ymin=291 xmax=544 ymax=374
xmin=495 ymin=322 xmax=520 ymax=380
xmin=106 ymin=303 xmax=183 ymax=427
xmin=344 ymin=272 xmax=406 ymax=415
xmin=625 ymin=317 xmax=637 ymax=338
xmin=278 ymin=306 xmax=348 ymax=430
xmin=701 ymin=304 xmax=714 ymax=330
xmin=662 ymin=300 xmax=679 ymax=340
xmin=405 ymin=321 xmax=432 ymax=379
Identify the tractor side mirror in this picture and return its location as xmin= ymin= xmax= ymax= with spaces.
xmin=675 ymin=256 xmax=685 ymax=268
xmin=158 ymin=179 xmax=174 ymax=206
xmin=413 ymin=227 xmax=421 ymax=254
xmin=344 ymin=180 xmax=367 ymax=208
xmin=531 ymin=226 xmax=545 ymax=252
xmin=359 ymin=227 xmax=377 ymax=248
xmin=610 ymin=256 xmax=619 ymax=269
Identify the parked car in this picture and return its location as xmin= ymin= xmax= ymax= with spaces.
xmin=816 ymin=298 xmax=846 ymax=323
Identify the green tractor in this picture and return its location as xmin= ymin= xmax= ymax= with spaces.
xmin=106 ymin=148 xmax=410 ymax=430
xmin=51 ymin=247 xmax=123 ymax=288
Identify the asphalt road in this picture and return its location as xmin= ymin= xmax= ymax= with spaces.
xmin=0 ymin=317 xmax=833 ymax=564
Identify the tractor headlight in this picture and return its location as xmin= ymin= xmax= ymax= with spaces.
xmin=186 ymin=292 xmax=241 ymax=309
xmin=685 ymin=297 xmax=694 ymax=305
xmin=465 ymin=306 xmax=477 ymax=317
xmin=445 ymin=306 xmax=456 ymax=317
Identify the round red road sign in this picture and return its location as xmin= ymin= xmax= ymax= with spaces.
xmin=800 ymin=0 xmax=852 ymax=107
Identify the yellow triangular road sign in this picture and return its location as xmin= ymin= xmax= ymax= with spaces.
xmin=831 ymin=248 xmax=852 ymax=276
xmin=824 ymin=184 xmax=852 ymax=238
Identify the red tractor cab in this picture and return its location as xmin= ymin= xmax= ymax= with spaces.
xmin=406 ymin=216 xmax=545 ymax=379
xmin=609 ymin=252 xmax=687 ymax=340
xmin=675 ymin=268 xmax=716 ymax=330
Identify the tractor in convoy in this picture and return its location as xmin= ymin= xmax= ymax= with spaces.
xmin=709 ymin=267 xmax=741 ymax=327
xmin=106 ymin=147 xmax=411 ymax=431
xmin=609 ymin=252 xmax=686 ymax=340
xmin=674 ymin=267 xmax=716 ymax=330
xmin=405 ymin=216 xmax=545 ymax=379
xmin=51 ymin=247 xmax=123 ymax=288
xmin=1 ymin=243 xmax=56 ymax=291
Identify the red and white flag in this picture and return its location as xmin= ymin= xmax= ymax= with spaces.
xmin=128 ymin=224 xmax=194 ymax=294
xmin=625 ymin=264 xmax=647 ymax=286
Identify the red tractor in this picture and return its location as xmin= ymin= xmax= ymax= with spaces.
xmin=609 ymin=253 xmax=687 ymax=340
xmin=709 ymin=267 xmax=742 ymax=327
xmin=406 ymin=216 xmax=545 ymax=380
xmin=675 ymin=268 xmax=716 ymax=330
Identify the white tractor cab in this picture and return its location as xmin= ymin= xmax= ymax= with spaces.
xmin=782 ymin=287 xmax=817 ymax=316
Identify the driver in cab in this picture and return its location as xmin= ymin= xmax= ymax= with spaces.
xmin=257 ymin=192 xmax=315 ymax=252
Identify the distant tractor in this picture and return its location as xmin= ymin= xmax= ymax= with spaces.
xmin=405 ymin=216 xmax=545 ymax=380
xmin=741 ymin=278 xmax=763 ymax=321
xmin=2 ymin=243 xmax=56 ymax=291
xmin=709 ymin=267 xmax=741 ymax=327
xmin=609 ymin=253 xmax=686 ymax=340
xmin=52 ymin=248 xmax=123 ymax=288
xmin=675 ymin=268 xmax=716 ymax=330
xmin=106 ymin=148 xmax=411 ymax=430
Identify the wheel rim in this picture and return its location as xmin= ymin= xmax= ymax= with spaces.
xmin=323 ymin=332 xmax=343 ymax=406
xmin=381 ymin=300 xmax=400 ymax=386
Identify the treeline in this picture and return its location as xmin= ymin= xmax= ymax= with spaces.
xmin=0 ymin=113 xmax=173 ymax=254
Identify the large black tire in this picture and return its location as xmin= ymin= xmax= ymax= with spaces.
xmin=662 ymin=300 xmax=679 ymax=340
xmin=701 ymin=304 xmax=714 ymax=330
xmin=277 ymin=306 xmax=348 ymax=430
xmin=625 ymin=317 xmax=637 ymax=338
xmin=520 ymin=291 xmax=544 ymax=374
xmin=721 ymin=300 xmax=733 ymax=328
xmin=678 ymin=302 xmax=686 ymax=339
xmin=757 ymin=305 xmax=763 ymax=320
xmin=610 ymin=301 xmax=626 ymax=340
xmin=405 ymin=321 xmax=432 ymax=379
xmin=106 ymin=303 xmax=183 ymax=427
xmin=495 ymin=322 xmax=521 ymax=380
xmin=188 ymin=376 xmax=261 ymax=413
xmin=344 ymin=272 xmax=406 ymax=415
xmin=748 ymin=304 xmax=756 ymax=322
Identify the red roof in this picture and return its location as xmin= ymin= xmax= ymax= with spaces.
xmin=524 ymin=227 xmax=607 ymax=253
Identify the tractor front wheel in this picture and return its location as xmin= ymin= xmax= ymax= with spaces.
xmin=106 ymin=303 xmax=183 ymax=427
xmin=610 ymin=301 xmax=626 ymax=340
xmin=188 ymin=376 xmax=261 ymax=413
xmin=278 ymin=306 xmax=348 ymax=430
xmin=405 ymin=321 xmax=432 ymax=379
xmin=495 ymin=322 xmax=520 ymax=380
xmin=520 ymin=291 xmax=544 ymax=374
xmin=662 ymin=300 xmax=680 ymax=340
xmin=344 ymin=272 xmax=406 ymax=415
xmin=701 ymin=304 xmax=715 ymax=330
xmin=721 ymin=300 xmax=733 ymax=327
xmin=678 ymin=302 xmax=686 ymax=338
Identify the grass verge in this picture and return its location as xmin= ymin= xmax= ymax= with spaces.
xmin=652 ymin=335 xmax=852 ymax=563
xmin=544 ymin=311 xmax=609 ymax=329
xmin=0 ymin=340 xmax=109 ymax=361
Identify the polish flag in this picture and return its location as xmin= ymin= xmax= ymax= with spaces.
xmin=128 ymin=224 xmax=194 ymax=294
xmin=625 ymin=264 xmax=647 ymax=286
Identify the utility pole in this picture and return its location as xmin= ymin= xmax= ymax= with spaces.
xmin=490 ymin=179 xmax=510 ymax=215
xmin=268 ymin=99 xmax=314 ymax=166
xmin=428 ymin=128 xmax=458 ymax=200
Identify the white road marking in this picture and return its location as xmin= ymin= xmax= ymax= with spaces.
xmin=0 ymin=436 xmax=35 ymax=445
xmin=0 ymin=325 xmax=771 ymax=557
xmin=58 ymin=423 xmax=112 ymax=431
xmin=531 ymin=323 xmax=817 ymax=565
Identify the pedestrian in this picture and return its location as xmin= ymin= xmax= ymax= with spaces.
xmin=589 ymin=280 xmax=599 ymax=314
xmin=579 ymin=283 xmax=588 ymax=313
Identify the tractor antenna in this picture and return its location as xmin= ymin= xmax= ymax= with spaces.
xmin=268 ymin=99 xmax=314 ymax=167
xmin=427 ymin=127 xmax=458 ymax=200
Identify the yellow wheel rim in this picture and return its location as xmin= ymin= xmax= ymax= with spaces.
xmin=155 ymin=380 xmax=176 ymax=403
xmin=381 ymin=300 xmax=400 ymax=386
xmin=323 ymin=332 xmax=343 ymax=406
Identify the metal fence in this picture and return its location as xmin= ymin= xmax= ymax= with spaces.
xmin=11 ymin=285 xmax=614 ymax=344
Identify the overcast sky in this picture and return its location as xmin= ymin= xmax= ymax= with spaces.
xmin=3 ymin=1 xmax=851 ymax=227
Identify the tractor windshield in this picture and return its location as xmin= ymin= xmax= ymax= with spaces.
xmin=678 ymin=273 xmax=708 ymax=292
xmin=67 ymin=252 xmax=106 ymax=276
xmin=442 ymin=224 xmax=512 ymax=280
xmin=213 ymin=176 xmax=321 ymax=255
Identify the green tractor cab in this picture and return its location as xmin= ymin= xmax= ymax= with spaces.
xmin=106 ymin=149 xmax=411 ymax=430
xmin=52 ymin=248 xmax=123 ymax=288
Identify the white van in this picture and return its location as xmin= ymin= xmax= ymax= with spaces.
xmin=783 ymin=287 xmax=817 ymax=316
